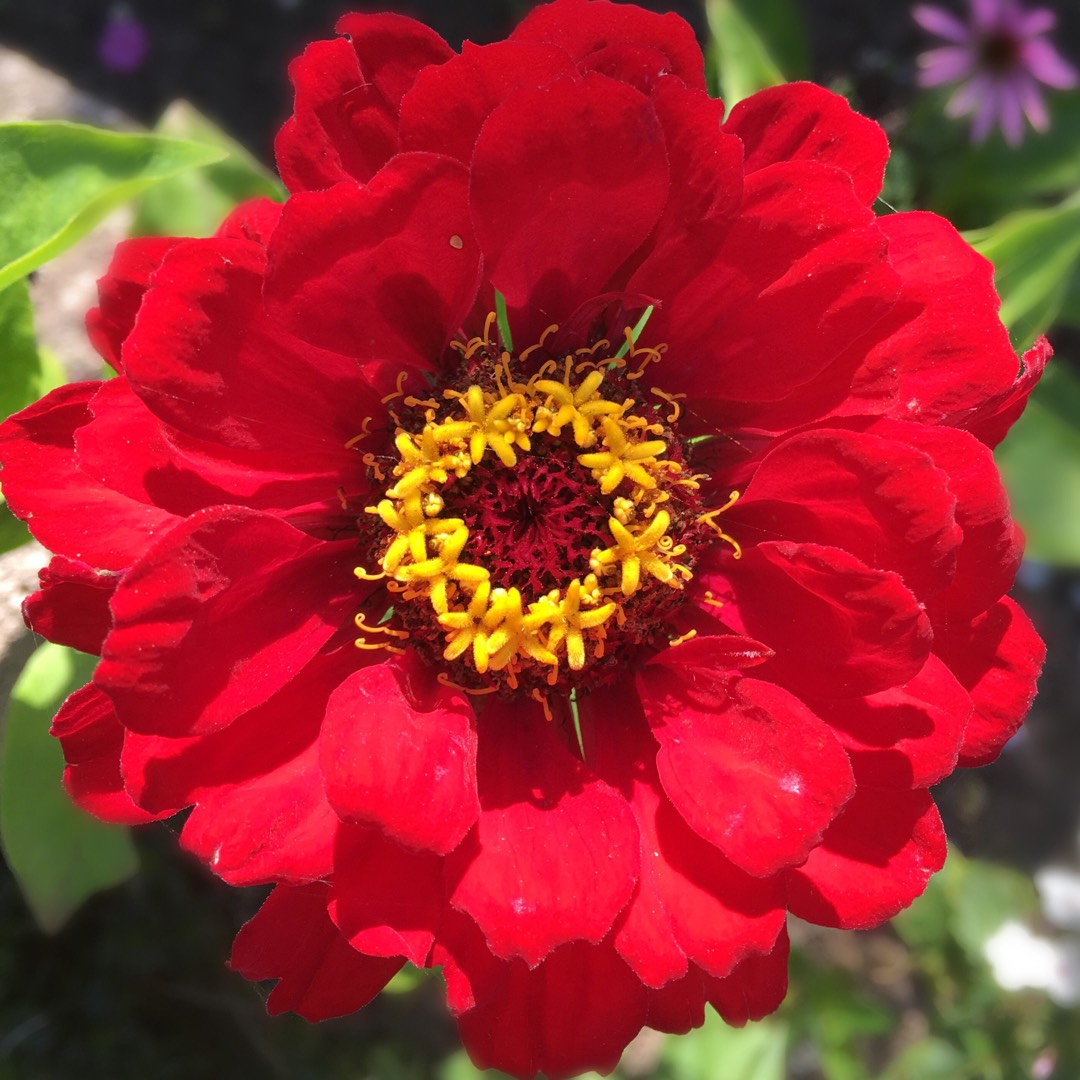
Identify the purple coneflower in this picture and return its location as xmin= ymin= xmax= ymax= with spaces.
xmin=914 ymin=0 xmax=1078 ymax=145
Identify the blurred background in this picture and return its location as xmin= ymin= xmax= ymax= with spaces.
xmin=1 ymin=1 xmax=1080 ymax=1077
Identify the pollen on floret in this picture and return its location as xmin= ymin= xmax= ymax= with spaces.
xmin=352 ymin=313 xmax=738 ymax=696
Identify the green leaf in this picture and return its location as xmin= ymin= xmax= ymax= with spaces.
xmin=0 ymin=278 xmax=65 ymax=422
xmin=965 ymin=191 xmax=1080 ymax=349
xmin=662 ymin=1011 xmax=787 ymax=1080
xmin=894 ymin=847 xmax=1039 ymax=963
xmin=995 ymin=362 xmax=1080 ymax=566
xmin=131 ymin=101 xmax=284 ymax=239
xmin=880 ymin=1037 xmax=968 ymax=1080
xmin=909 ymin=89 xmax=1080 ymax=226
xmin=705 ymin=0 xmax=803 ymax=106
xmin=0 ymin=121 xmax=225 ymax=291
xmin=788 ymin=953 xmax=892 ymax=1080
xmin=439 ymin=1050 xmax=513 ymax=1080
xmin=0 ymin=280 xmax=65 ymax=552
xmin=0 ymin=643 xmax=138 ymax=933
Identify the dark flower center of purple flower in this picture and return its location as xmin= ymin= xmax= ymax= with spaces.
xmin=979 ymin=30 xmax=1023 ymax=71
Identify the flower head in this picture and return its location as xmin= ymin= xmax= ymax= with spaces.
xmin=914 ymin=0 xmax=1078 ymax=145
xmin=0 ymin=1 xmax=1047 ymax=1076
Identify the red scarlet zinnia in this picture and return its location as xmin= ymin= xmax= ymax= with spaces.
xmin=0 ymin=1 xmax=1047 ymax=1076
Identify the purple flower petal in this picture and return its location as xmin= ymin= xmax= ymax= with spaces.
xmin=1014 ymin=71 xmax=1051 ymax=131
xmin=1017 ymin=8 xmax=1057 ymax=38
xmin=945 ymin=72 xmax=990 ymax=119
xmin=999 ymin=76 xmax=1027 ymax=144
xmin=913 ymin=4 xmax=973 ymax=43
xmin=1023 ymin=39 xmax=1080 ymax=89
xmin=970 ymin=80 xmax=1003 ymax=143
xmin=917 ymin=45 xmax=977 ymax=87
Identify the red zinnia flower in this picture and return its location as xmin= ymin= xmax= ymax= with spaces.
xmin=0 ymin=2 xmax=1046 ymax=1076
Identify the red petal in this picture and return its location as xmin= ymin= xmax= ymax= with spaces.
xmin=708 ymin=541 xmax=932 ymax=699
xmin=95 ymin=506 xmax=357 ymax=737
xmin=215 ymin=196 xmax=283 ymax=245
xmin=646 ymin=161 xmax=899 ymax=409
xmin=180 ymin=737 xmax=337 ymax=886
xmin=734 ymin=428 xmax=962 ymax=602
xmin=470 ymin=71 xmax=668 ymax=346
xmin=85 ymin=236 xmax=183 ymax=371
xmin=321 ymin=653 xmax=479 ymax=855
xmin=936 ymin=597 xmax=1044 ymax=767
xmin=724 ymin=83 xmax=889 ymax=205
xmin=24 ymin=556 xmax=118 ymax=655
xmin=76 ymin=376 xmax=367 ymax=529
xmin=813 ymin=654 xmax=971 ymax=788
xmin=511 ymin=0 xmax=706 ymax=92
xmin=625 ymin=78 xmax=743 ymax=294
xmin=583 ymin=684 xmax=785 ymax=986
xmin=119 ymin=236 xmax=384 ymax=458
xmin=334 ymin=12 xmax=454 ymax=108
xmin=640 ymin=652 xmax=854 ymax=877
xmin=50 ymin=683 xmax=171 ymax=825
xmin=448 ymin=698 xmax=639 ymax=967
xmin=785 ymin=787 xmax=946 ymax=928
xmin=329 ymin=824 xmax=445 ymax=967
xmin=399 ymin=40 xmax=575 ymax=162
xmin=644 ymin=938 xmax=790 ymax=1033
xmin=965 ymin=335 xmax=1051 ymax=448
xmin=275 ymin=14 xmax=452 ymax=191
xmin=872 ymin=420 xmax=1021 ymax=622
xmin=705 ymin=927 xmax=790 ymax=1026
xmin=0 ymin=382 xmax=178 ymax=571
xmin=265 ymin=155 xmax=480 ymax=368
xmin=447 ymin=932 xmax=647 ymax=1080
xmin=229 ymin=882 xmax=403 ymax=1021
xmin=122 ymin=654 xmax=354 ymax=885
xmin=875 ymin=212 xmax=1020 ymax=429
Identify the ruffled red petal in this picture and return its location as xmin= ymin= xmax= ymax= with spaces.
xmin=275 ymin=13 xmax=452 ymax=192
xmin=85 ymin=236 xmax=183 ymax=370
xmin=470 ymin=71 xmax=669 ymax=346
xmin=0 ymin=382 xmax=178 ymax=570
xmin=874 ymin=212 xmax=1020 ymax=428
xmin=640 ymin=651 xmax=855 ymax=877
xmin=733 ymin=427 xmax=962 ymax=602
xmin=936 ymin=596 xmax=1045 ymax=766
xmin=439 ymin=913 xmax=647 ymax=1080
xmin=705 ymin=542 xmax=932 ymax=700
xmin=723 ymin=83 xmax=889 ymax=206
xmin=23 ymin=556 xmax=118 ymax=655
xmin=583 ymin=683 xmax=785 ymax=987
xmin=329 ymin=824 xmax=445 ymax=967
xmin=642 ymin=161 xmax=899 ymax=411
xmin=229 ymin=882 xmax=404 ymax=1021
xmin=399 ymin=41 xmax=575 ymax=162
xmin=965 ymin=336 xmax=1051 ymax=448
xmin=868 ymin=418 xmax=1022 ymax=622
xmin=785 ymin=786 xmax=946 ymax=928
xmin=50 ymin=683 xmax=172 ymax=825
xmin=448 ymin=698 xmax=639 ymax=967
xmin=813 ymin=654 xmax=971 ymax=788
xmin=510 ymin=0 xmax=706 ymax=93
xmin=95 ymin=506 xmax=357 ymax=737
xmin=322 ymin=653 xmax=479 ymax=855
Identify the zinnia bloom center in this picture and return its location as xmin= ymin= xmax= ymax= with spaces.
xmin=356 ymin=316 xmax=732 ymax=697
